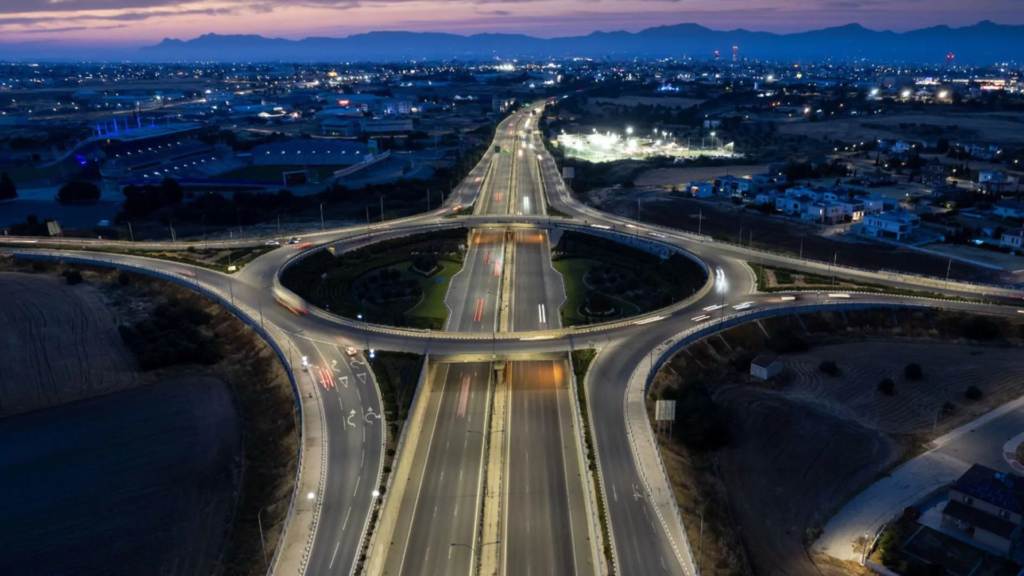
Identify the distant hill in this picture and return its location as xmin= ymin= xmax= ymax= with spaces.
xmin=4 ymin=21 xmax=1024 ymax=63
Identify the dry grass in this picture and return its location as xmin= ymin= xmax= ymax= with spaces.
xmin=777 ymin=112 xmax=1024 ymax=144
xmin=650 ymin=309 xmax=1024 ymax=576
xmin=635 ymin=165 xmax=770 ymax=187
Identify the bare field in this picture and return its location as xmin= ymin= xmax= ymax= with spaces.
xmin=0 ymin=376 xmax=241 ymax=576
xmin=651 ymin=310 xmax=1024 ymax=576
xmin=777 ymin=112 xmax=1024 ymax=144
xmin=635 ymin=164 xmax=769 ymax=187
xmin=0 ymin=271 xmax=142 ymax=417
xmin=587 ymin=95 xmax=706 ymax=110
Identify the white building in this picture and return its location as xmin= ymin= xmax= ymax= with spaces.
xmin=1000 ymin=229 xmax=1024 ymax=251
xmin=687 ymin=181 xmax=715 ymax=198
xmin=801 ymin=202 xmax=845 ymax=224
xmin=994 ymin=201 xmax=1024 ymax=220
xmin=750 ymin=356 xmax=782 ymax=380
xmin=862 ymin=196 xmax=886 ymax=214
xmin=862 ymin=212 xmax=921 ymax=241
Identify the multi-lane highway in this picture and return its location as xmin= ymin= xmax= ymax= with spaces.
xmin=7 ymin=102 xmax=1024 ymax=576
xmin=383 ymin=362 xmax=491 ymax=576
xmin=504 ymin=360 xmax=594 ymax=576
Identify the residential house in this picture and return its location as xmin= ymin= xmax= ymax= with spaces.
xmin=775 ymin=196 xmax=804 ymax=216
xmin=754 ymin=192 xmax=777 ymax=206
xmin=750 ymin=356 xmax=782 ymax=380
xmin=965 ymin=144 xmax=1001 ymax=161
xmin=751 ymin=172 xmax=787 ymax=194
xmin=994 ymin=201 xmax=1024 ymax=220
xmin=838 ymin=200 xmax=866 ymax=222
xmin=801 ymin=202 xmax=845 ymax=224
xmin=999 ymin=229 xmax=1024 ymax=251
xmin=942 ymin=463 xmax=1024 ymax=555
xmin=862 ymin=212 xmax=921 ymax=241
xmin=687 ymin=181 xmax=715 ymax=198
xmin=714 ymin=175 xmax=753 ymax=196
xmin=976 ymin=171 xmax=1016 ymax=194
xmin=893 ymin=140 xmax=913 ymax=154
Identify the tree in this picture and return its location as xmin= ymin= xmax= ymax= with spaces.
xmin=57 ymin=181 xmax=100 ymax=204
xmin=965 ymin=385 xmax=983 ymax=401
xmin=819 ymin=360 xmax=839 ymax=376
xmin=0 ymin=171 xmax=16 ymax=201
xmin=877 ymin=527 xmax=904 ymax=568
xmin=878 ymin=378 xmax=896 ymax=396
xmin=904 ymin=363 xmax=924 ymax=381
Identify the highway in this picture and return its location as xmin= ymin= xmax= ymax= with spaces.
xmin=383 ymin=362 xmax=491 ymax=576
xmin=300 ymin=339 xmax=384 ymax=576
xmin=445 ymin=229 xmax=505 ymax=333
xmin=504 ymin=360 xmax=594 ymax=576
xmin=7 ymin=102 xmax=1024 ymax=576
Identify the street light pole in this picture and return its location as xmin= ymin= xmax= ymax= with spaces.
xmin=320 ymin=203 xmax=325 ymax=230
xmin=697 ymin=208 xmax=702 ymax=237
xmin=380 ymin=195 xmax=385 ymax=223
xmin=945 ymin=258 xmax=952 ymax=288
xmin=831 ymin=251 xmax=839 ymax=286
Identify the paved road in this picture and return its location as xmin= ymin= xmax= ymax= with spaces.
xmin=510 ymin=229 xmax=564 ymax=332
xmin=9 ymin=102 xmax=1024 ymax=576
xmin=445 ymin=229 xmax=505 ymax=333
xmin=383 ymin=362 xmax=491 ymax=576
xmin=300 ymin=339 xmax=384 ymax=576
xmin=504 ymin=360 xmax=594 ymax=576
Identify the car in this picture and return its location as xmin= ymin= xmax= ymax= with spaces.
xmin=174 ymin=269 xmax=196 ymax=278
xmin=345 ymin=347 xmax=359 ymax=357
xmin=288 ymin=237 xmax=300 ymax=245
xmin=265 ymin=239 xmax=279 ymax=246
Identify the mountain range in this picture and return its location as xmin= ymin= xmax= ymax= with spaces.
xmin=3 ymin=21 xmax=1024 ymax=63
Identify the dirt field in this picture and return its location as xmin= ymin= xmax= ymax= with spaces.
xmin=580 ymin=189 xmax=1009 ymax=283
xmin=650 ymin=310 xmax=1024 ymax=576
xmin=777 ymin=112 xmax=1024 ymax=145
xmin=635 ymin=164 xmax=770 ymax=187
xmin=0 ymin=376 xmax=241 ymax=576
xmin=586 ymin=95 xmax=706 ymax=111
xmin=0 ymin=272 xmax=142 ymax=417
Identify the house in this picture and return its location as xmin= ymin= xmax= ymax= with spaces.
xmin=751 ymin=172 xmax=787 ymax=194
xmin=976 ymin=171 xmax=1016 ymax=194
xmin=754 ymin=192 xmax=777 ymax=206
xmin=687 ymin=181 xmax=715 ymax=198
xmin=750 ymin=356 xmax=782 ymax=380
xmin=714 ymin=175 xmax=753 ymax=196
xmin=999 ymin=229 xmax=1024 ymax=251
xmin=965 ymin=144 xmax=1001 ymax=161
xmin=801 ymin=202 xmax=845 ymax=224
xmin=893 ymin=140 xmax=913 ymax=154
xmin=994 ymin=201 xmax=1024 ymax=220
xmin=837 ymin=200 xmax=866 ymax=222
xmin=942 ymin=463 xmax=1024 ymax=555
xmin=360 ymin=117 xmax=414 ymax=135
xmin=862 ymin=212 xmax=921 ymax=241
xmin=775 ymin=196 xmax=804 ymax=216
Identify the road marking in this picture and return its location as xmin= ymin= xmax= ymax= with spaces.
xmin=457 ymin=375 xmax=471 ymax=418
xmin=341 ymin=506 xmax=352 ymax=531
xmin=329 ymin=541 xmax=340 ymax=569
xmin=353 ymin=476 xmax=360 ymax=497
xmin=538 ymin=303 xmax=547 ymax=324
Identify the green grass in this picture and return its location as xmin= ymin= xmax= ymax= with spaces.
xmin=406 ymin=259 xmax=462 ymax=328
xmin=553 ymin=257 xmax=599 ymax=326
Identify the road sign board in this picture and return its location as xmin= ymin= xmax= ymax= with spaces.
xmin=655 ymin=400 xmax=676 ymax=422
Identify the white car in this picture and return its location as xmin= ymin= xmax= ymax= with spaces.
xmin=345 ymin=347 xmax=359 ymax=357
xmin=265 ymin=240 xmax=280 ymax=246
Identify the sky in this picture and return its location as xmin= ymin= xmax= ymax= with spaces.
xmin=1 ymin=0 xmax=1023 ymax=46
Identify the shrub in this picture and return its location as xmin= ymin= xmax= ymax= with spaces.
xmin=56 ymin=181 xmax=101 ymax=204
xmin=64 ymin=269 xmax=83 ymax=285
xmin=904 ymin=363 xmax=924 ymax=381
xmin=965 ymin=385 xmax=982 ymax=401
xmin=878 ymin=378 xmax=896 ymax=396
xmin=674 ymin=382 xmax=730 ymax=451
xmin=878 ymin=527 xmax=904 ymax=568
xmin=819 ymin=360 xmax=839 ymax=376
xmin=117 ymin=272 xmax=131 ymax=286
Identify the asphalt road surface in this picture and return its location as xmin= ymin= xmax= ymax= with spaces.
xmin=383 ymin=362 xmax=491 ymax=576
xmin=510 ymin=229 xmax=564 ymax=333
xmin=445 ymin=228 xmax=506 ymax=333
xmin=504 ymin=360 xmax=594 ymax=576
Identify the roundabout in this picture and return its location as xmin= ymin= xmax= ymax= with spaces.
xmin=4 ymin=102 xmax=1024 ymax=576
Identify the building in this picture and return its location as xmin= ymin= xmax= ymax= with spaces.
xmin=801 ymin=202 xmax=845 ymax=224
xmin=714 ymin=175 xmax=753 ymax=196
xmin=360 ymin=117 xmax=414 ymax=135
xmin=994 ymin=201 xmax=1024 ymax=220
xmin=862 ymin=212 xmax=921 ymax=241
xmin=942 ymin=464 xmax=1024 ymax=555
xmin=750 ymin=356 xmax=782 ymax=380
xmin=977 ymin=171 xmax=1016 ymax=194
xmin=252 ymin=140 xmax=370 ymax=167
xmin=687 ymin=181 xmax=715 ymax=198
xmin=1000 ymin=229 xmax=1024 ymax=251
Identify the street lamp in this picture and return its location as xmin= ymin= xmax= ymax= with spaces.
xmin=626 ymin=126 xmax=633 ymax=135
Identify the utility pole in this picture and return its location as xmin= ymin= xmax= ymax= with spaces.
xmin=128 ymin=221 xmax=135 ymax=244
xmin=831 ymin=251 xmax=839 ymax=286
xmin=380 ymin=195 xmax=385 ymax=223
xmin=320 ymin=202 xmax=325 ymax=230
xmin=945 ymin=258 xmax=952 ymax=288
xmin=277 ymin=215 xmax=281 ymax=238
xmin=697 ymin=208 xmax=702 ymax=237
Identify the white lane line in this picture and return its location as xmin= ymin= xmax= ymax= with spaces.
xmin=329 ymin=541 xmax=340 ymax=569
xmin=341 ymin=506 xmax=352 ymax=531
xmin=353 ymin=476 xmax=361 ymax=497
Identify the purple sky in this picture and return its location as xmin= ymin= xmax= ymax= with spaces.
xmin=2 ymin=0 xmax=1023 ymax=45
